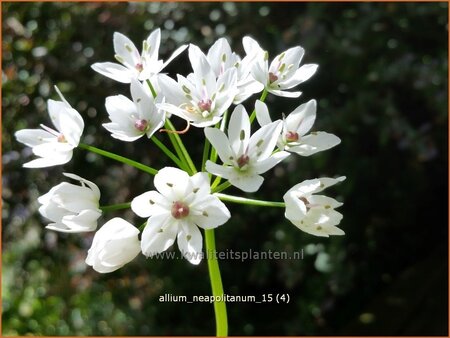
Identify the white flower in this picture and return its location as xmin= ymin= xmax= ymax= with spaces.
xmin=205 ymin=105 xmax=290 ymax=192
xmin=158 ymin=44 xmax=238 ymax=128
xmin=15 ymin=87 xmax=84 ymax=168
xmin=255 ymin=99 xmax=341 ymax=156
xmin=103 ymin=78 xmax=165 ymax=142
xmin=243 ymin=36 xmax=318 ymax=98
xmin=206 ymin=38 xmax=264 ymax=104
xmin=38 ymin=173 xmax=101 ymax=233
xmin=131 ymin=167 xmax=231 ymax=265
xmin=91 ymin=28 xmax=187 ymax=83
xmin=85 ymin=217 xmax=141 ymax=273
xmin=284 ymin=176 xmax=345 ymax=237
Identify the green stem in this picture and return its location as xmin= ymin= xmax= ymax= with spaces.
xmin=146 ymin=79 xmax=157 ymax=98
xmin=202 ymin=138 xmax=211 ymax=172
xmin=163 ymin=119 xmax=188 ymax=169
xmin=211 ymin=176 xmax=222 ymax=190
xmin=151 ymin=136 xmax=187 ymax=170
xmin=79 ymin=143 xmax=158 ymax=176
xmin=138 ymin=221 xmax=147 ymax=232
xmin=249 ymin=88 xmax=268 ymax=123
xmin=212 ymin=181 xmax=231 ymax=194
xmin=214 ymin=193 xmax=285 ymax=208
xmin=205 ymin=229 xmax=228 ymax=337
xmin=165 ymin=119 xmax=197 ymax=174
xmin=100 ymin=202 xmax=131 ymax=212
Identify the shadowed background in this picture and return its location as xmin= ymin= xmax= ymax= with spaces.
xmin=2 ymin=2 xmax=448 ymax=336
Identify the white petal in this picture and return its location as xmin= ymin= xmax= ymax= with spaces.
xmin=308 ymin=195 xmax=343 ymax=209
xmin=113 ymin=32 xmax=140 ymax=68
xmin=253 ymin=151 xmax=290 ymax=174
xmin=250 ymin=59 xmax=269 ymax=85
xmin=228 ymin=105 xmax=250 ymax=155
xmin=248 ymin=120 xmax=283 ymax=160
xmin=188 ymin=172 xmax=211 ymax=198
xmin=141 ymin=213 xmax=178 ymax=256
xmin=49 ymin=183 xmax=98 ymax=213
xmin=61 ymin=209 xmax=101 ymax=232
xmin=286 ymin=99 xmax=316 ymax=137
xmin=131 ymin=191 xmax=169 ymax=218
xmin=242 ymin=36 xmax=264 ymax=56
xmin=157 ymin=75 xmax=188 ymax=106
xmin=62 ymin=173 xmax=101 ymax=200
xmin=102 ymin=123 xmax=142 ymax=142
xmin=190 ymin=116 xmax=223 ymax=128
xmin=282 ymin=64 xmax=318 ymax=88
xmin=23 ymin=151 xmax=73 ymax=168
xmin=31 ymin=140 xmax=73 ymax=157
xmin=53 ymin=85 xmax=71 ymax=107
xmin=227 ymin=171 xmax=264 ymax=193
xmin=47 ymin=99 xmax=68 ymax=131
xmin=268 ymin=88 xmax=302 ymax=98
xmin=205 ymin=161 xmax=234 ymax=181
xmin=188 ymin=44 xmax=216 ymax=93
xmin=177 ymin=222 xmax=203 ymax=265
xmin=287 ymin=176 xmax=346 ymax=196
xmin=204 ymin=128 xmax=233 ymax=165
xmin=289 ymin=132 xmax=341 ymax=156
xmin=15 ymin=129 xmax=54 ymax=147
xmin=57 ymin=107 xmax=84 ymax=146
xmin=206 ymin=38 xmax=231 ymax=76
xmin=294 ymin=208 xmax=344 ymax=237
xmin=91 ymin=62 xmax=135 ymax=83
xmin=284 ymin=191 xmax=308 ymax=221
xmin=190 ymin=195 xmax=231 ymax=229
xmin=233 ymin=79 xmax=264 ymax=104
xmin=154 ymin=167 xmax=192 ymax=201
xmin=255 ymin=100 xmax=272 ymax=127
xmin=161 ymin=44 xmax=188 ymax=70
xmin=104 ymin=95 xmax=137 ymax=134
xmin=156 ymin=103 xmax=191 ymax=124
xmin=269 ymin=46 xmax=304 ymax=75
xmin=143 ymin=28 xmax=161 ymax=62
xmin=39 ymin=202 xmax=70 ymax=224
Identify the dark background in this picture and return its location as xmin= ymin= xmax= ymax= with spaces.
xmin=2 ymin=2 xmax=448 ymax=336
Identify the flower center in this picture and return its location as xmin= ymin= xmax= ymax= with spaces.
xmin=237 ymin=154 xmax=250 ymax=169
xmin=57 ymin=134 xmax=67 ymax=143
xmin=198 ymin=99 xmax=212 ymax=112
xmin=134 ymin=119 xmax=149 ymax=132
xmin=135 ymin=63 xmax=144 ymax=72
xmin=171 ymin=201 xmax=190 ymax=219
xmin=286 ymin=131 xmax=299 ymax=142
xmin=268 ymin=72 xmax=278 ymax=83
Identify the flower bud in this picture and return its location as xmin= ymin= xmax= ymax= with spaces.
xmin=86 ymin=218 xmax=141 ymax=273
xmin=38 ymin=173 xmax=101 ymax=233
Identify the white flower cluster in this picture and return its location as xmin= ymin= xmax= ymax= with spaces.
xmin=15 ymin=29 xmax=345 ymax=273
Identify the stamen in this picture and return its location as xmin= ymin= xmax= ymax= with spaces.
xmin=40 ymin=124 xmax=60 ymax=137
xmin=299 ymin=197 xmax=312 ymax=212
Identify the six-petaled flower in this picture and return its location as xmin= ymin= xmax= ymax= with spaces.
xmin=131 ymin=167 xmax=231 ymax=265
xmin=15 ymin=87 xmax=84 ymax=168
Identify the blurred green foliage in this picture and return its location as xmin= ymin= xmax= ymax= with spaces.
xmin=2 ymin=2 xmax=448 ymax=336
